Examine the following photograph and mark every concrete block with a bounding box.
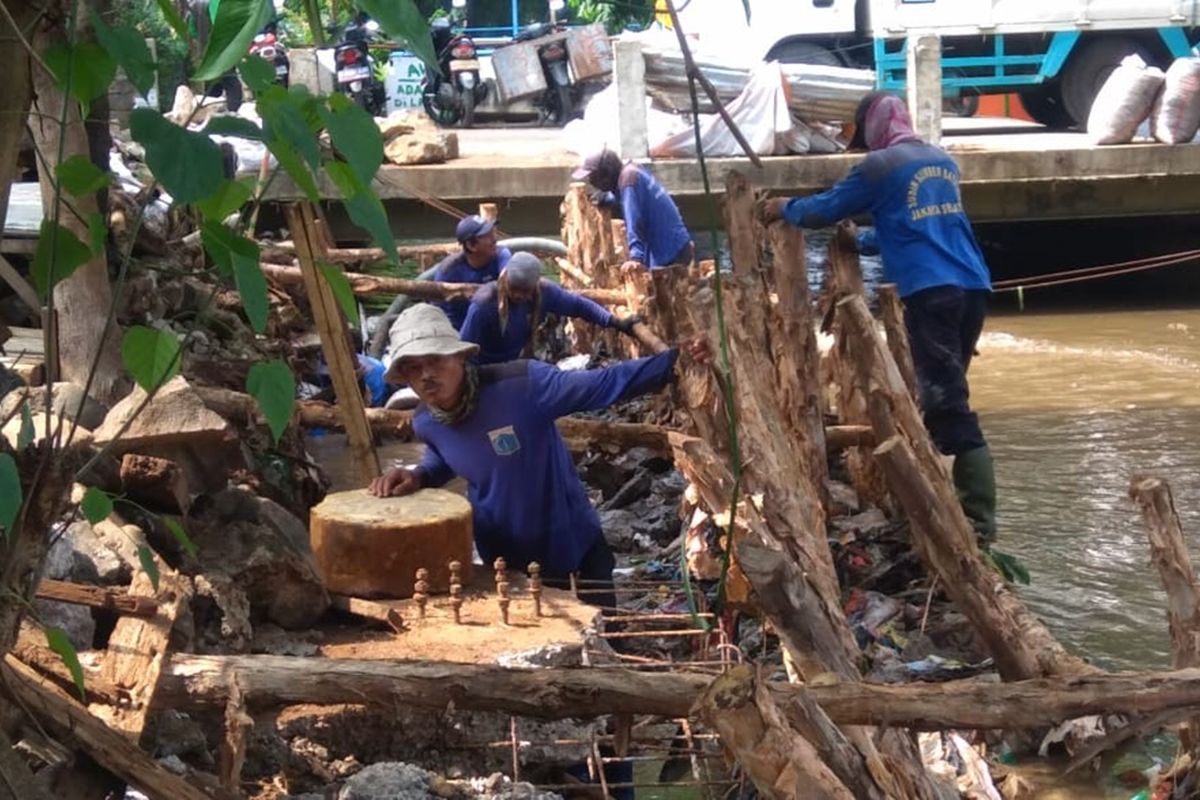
[614,39,648,159]
[906,33,943,145]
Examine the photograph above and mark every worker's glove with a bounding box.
[612,314,643,335]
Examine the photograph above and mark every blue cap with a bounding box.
[456,214,496,243]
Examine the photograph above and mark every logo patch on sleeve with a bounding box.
[487,425,521,456]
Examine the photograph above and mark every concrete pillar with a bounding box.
[613,39,649,159]
[906,33,942,145]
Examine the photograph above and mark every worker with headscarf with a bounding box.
[762,92,997,544]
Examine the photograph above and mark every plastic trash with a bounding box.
[1151,57,1200,144]
[1087,54,1165,145]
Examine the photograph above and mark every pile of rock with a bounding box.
[376,110,460,166]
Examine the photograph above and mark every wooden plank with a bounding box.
[35,578,158,617]
[1,182,42,236]
[2,357,43,386]
[287,202,380,487]
[90,568,191,743]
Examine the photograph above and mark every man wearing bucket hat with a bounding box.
[428,214,512,330]
[573,149,693,272]
[760,92,997,547]
[459,253,641,364]
[370,303,706,602]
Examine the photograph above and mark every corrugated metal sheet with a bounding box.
[566,23,613,82]
[491,41,548,103]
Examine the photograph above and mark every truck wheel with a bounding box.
[1019,84,1073,129]
[766,41,842,67]
[1061,36,1150,127]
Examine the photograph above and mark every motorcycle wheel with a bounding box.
[460,86,475,128]
[553,83,572,126]
[422,91,460,127]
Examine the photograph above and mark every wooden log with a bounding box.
[330,593,405,633]
[12,632,125,706]
[478,202,498,222]
[1130,476,1200,748]
[261,240,460,265]
[554,257,593,286]
[35,579,158,618]
[824,425,874,451]
[260,261,625,306]
[697,666,856,800]
[2,657,220,800]
[722,171,760,275]
[218,675,251,794]
[877,284,919,402]
[120,452,190,514]
[155,654,1200,732]
[287,202,379,486]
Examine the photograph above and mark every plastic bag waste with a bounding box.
[1151,57,1200,144]
[1087,54,1165,145]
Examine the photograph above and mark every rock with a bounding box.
[600,471,652,511]
[151,710,211,762]
[337,762,435,800]
[42,521,131,585]
[598,508,638,551]
[193,574,253,654]
[0,383,109,430]
[831,508,889,537]
[383,131,458,165]
[192,487,329,629]
[92,518,147,573]
[120,453,191,513]
[2,411,94,448]
[252,623,321,657]
[825,480,861,516]
[652,470,687,502]
[631,504,681,546]
[34,599,94,651]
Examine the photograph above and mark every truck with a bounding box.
[669,0,1200,127]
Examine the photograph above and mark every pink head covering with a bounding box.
[862,94,922,150]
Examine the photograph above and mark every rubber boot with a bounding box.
[952,445,996,542]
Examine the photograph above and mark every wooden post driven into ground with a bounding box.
[286,202,380,486]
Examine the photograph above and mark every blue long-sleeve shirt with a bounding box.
[414,351,678,576]
[430,247,513,329]
[619,165,691,268]
[459,280,616,365]
[783,142,991,298]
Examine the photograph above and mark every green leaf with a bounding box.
[246,359,295,444]
[240,54,276,93]
[325,160,397,265]
[260,90,320,170]
[120,325,181,391]
[31,221,93,300]
[195,178,254,222]
[195,0,273,81]
[87,212,107,257]
[321,96,382,188]
[232,253,269,334]
[137,544,160,592]
[319,262,358,322]
[129,108,225,204]
[44,627,86,701]
[90,9,157,96]
[44,42,117,115]
[267,138,318,201]
[17,403,33,449]
[56,155,110,197]
[354,0,438,74]
[203,115,265,140]
[163,517,197,558]
[0,454,20,539]
[80,487,114,524]
[153,0,189,41]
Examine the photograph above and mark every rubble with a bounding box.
[376,111,459,166]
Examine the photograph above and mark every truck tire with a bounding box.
[766,40,842,67]
[1019,84,1074,129]
[1061,36,1151,127]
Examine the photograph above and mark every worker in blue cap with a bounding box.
[429,214,512,330]
[459,253,641,364]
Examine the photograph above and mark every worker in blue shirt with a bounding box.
[459,253,641,364]
[573,150,693,271]
[430,215,512,330]
[762,92,996,543]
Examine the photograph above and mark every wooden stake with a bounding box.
[330,593,405,633]
[478,202,498,222]
[877,284,919,402]
[35,579,158,618]
[286,202,379,486]
[218,675,252,793]
[723,171,759,275]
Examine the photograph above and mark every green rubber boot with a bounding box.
[953,445,997,543]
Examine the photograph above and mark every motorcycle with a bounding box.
[248,19,289,87]
[332,12,387,117]
[511,20,575,127]
[422,16,487,128]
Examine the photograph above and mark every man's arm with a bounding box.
[783,166,874,228]
[620,182,648,265]
[540,282,614,328]
[458,299,487,349]
[530,350,678,419]
[414,440,455,488]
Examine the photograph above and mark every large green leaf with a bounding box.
[194,0,273,81]
[32,221,93,300]
[201,223,268,332]
[354,0,438,74]
[322,94,382,188]
[246,359,295,444]
[0,454,20,539]
[56,155,110,197]
[129,108,225,204]
[121,325,181,391]
[45,626,86,701]
[319,262,358,322]
[137,544,161,591]
[90,9,157,96]
[260,90,320,170]
[81,487,114,524]
[153,0,189,41]
[267,137,318,201]
[44,42,117,115]
[325,160,397,265]
[204,115,265,140]
[86,212,108,256]
[196,178,255,222]
[239,54,276,93]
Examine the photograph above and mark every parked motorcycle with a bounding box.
[248,19,290,87]
[511,21,575,126]
[332,12,387,117]
[422,16,487,128]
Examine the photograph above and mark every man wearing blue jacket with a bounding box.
[429,214,512,330]
[573,150,693,271]
[763,92,996,542]
[459,253,640,364]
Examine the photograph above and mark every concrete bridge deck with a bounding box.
[262,122,1200,226]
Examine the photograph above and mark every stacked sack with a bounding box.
[1088,53,1200,145]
